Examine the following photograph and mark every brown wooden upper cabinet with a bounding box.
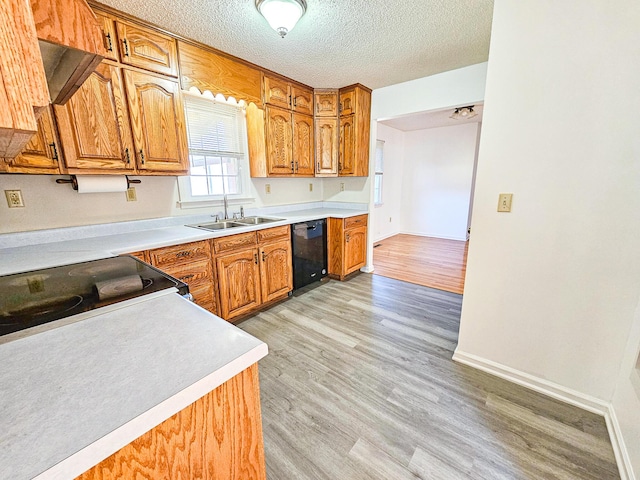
[116,20,178,77]
[338,84,371,177]
[263,74,313,115]
[123,69,188,172]
[54,62,135,172]
[0,107,61,174]
[316,90,339,117]
[264,106,314,176]
[93,10,119,62]
[314,89,339,176]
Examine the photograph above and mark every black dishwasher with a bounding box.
[291,219,327,290]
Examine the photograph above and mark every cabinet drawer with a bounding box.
[188,278,216,312]
[256,225,290,244]
[344,214,368,229]
[160,259,211,283]
[148,241,211,267]
[214,232,257,254]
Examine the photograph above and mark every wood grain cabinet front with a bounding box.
[338,85,371,177]
[115,20,178,77]
[264,106,314,177]
[93,10,119,62]
[328,214,368,280]
[54,62,135,172]
[1,107,61,174]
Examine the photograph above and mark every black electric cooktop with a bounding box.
[0,256,188,337]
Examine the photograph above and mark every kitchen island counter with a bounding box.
[0,290,267,479]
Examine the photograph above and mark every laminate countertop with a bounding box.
[0,290,268,480]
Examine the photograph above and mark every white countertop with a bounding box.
[0,207,367,276]
[0,290,267,480]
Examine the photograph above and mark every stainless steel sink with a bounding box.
[187,221,244,231]
[233,216,283,225]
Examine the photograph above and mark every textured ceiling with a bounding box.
[97,0,494,90]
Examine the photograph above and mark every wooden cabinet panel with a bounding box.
[315,117,338,176]
[94,10,119,62]
[292,113,314,176]
[344,214,368,229]
[123,69,188,173]
[256,225,289,244]
[1,107,60,173]
[116,21,178,77]
[260,240,293,303]
[216,248,262,320]
[214,231,257,254]
[339,90,355,116]
[178,41,262,106]
[147,240,211,267]
[126,251,147,262]
[314,90,338,117]
[263,75,290,110]
[77,363,266,480]
[265,106,293,175]
[291,85,313,115]
[344,225,367,275]
[54,62,134,171]
[339,115,355,175]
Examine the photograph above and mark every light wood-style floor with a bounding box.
[373,234,468,294]
[239,274,619,480]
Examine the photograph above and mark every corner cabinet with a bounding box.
[328,214,368,280]
[338,84,371,177]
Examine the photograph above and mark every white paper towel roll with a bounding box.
[76,175,128,193]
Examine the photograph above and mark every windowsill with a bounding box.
[177,197,255,209]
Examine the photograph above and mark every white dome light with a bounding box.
[256,0,307,38]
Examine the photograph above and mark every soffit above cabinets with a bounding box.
[94,0,494,90]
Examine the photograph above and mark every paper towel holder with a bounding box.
[56,175,141,191]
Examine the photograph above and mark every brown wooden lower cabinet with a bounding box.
[216,247,262,320]
[328,214,368,280]
[76,363,266,480]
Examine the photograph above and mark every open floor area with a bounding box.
[372,235,468,294]
[239,274,619,480]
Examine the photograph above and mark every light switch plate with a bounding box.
[498,193,513,212]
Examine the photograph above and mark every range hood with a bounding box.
[30,0,105,105]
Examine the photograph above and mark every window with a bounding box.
[374,139,384,206]
[178,93,250,206]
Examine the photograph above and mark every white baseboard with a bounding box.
[452,349,634,480]
[372,232,401,243]
[401,231,468,242]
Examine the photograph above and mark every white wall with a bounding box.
[401,123,478,241]
[372,123,404,242]
[456,2,640,475]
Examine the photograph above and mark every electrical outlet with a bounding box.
[5,190,24,208]
[265,184,271,194]
[126,187,137,202]
[27,276,45,293]
[309,183,313,192]
[340,182,345,192]
[389,217,392,223]
[497,193,513,212]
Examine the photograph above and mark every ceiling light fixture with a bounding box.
[450,105,478,120]
[256,0,307,38]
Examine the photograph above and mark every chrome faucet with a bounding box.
[223,194,229,220]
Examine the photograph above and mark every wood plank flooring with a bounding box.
[238,274,619,480]
[373,234,468,294]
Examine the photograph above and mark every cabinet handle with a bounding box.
[339,103,342,114]
[125,148,130,164]
[262,251,266,262]
[180,274,194,281]
[316,161,320,172]
[139,149,145,164]
[346,233,350,242]
[175,251,191,258]
[295,161,299,172]
[293,97,297,108]
[105,32,114,52]
[254,253,258,265]
[290,161,294,172]
[288,95,292,108]
[123,38,130,56]
[49,143,58,161]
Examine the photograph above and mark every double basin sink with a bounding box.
[188,216,284,232]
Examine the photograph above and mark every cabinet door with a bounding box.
[123,69,188,173]
[339,90,355,116]
[291,85,313,115]
[94,11,119,62]
[265,106,293,175]
[54,62,134,171]
[263,75,290,109]
[315,91,338,117]
[259,239,293,303]
[292,113,314,176]
[3,107,60,173]
[116,21,178,77]
[344,225,367,275]
[315,117,338,176]
[339,115,356,175]
[216,248,261,320]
